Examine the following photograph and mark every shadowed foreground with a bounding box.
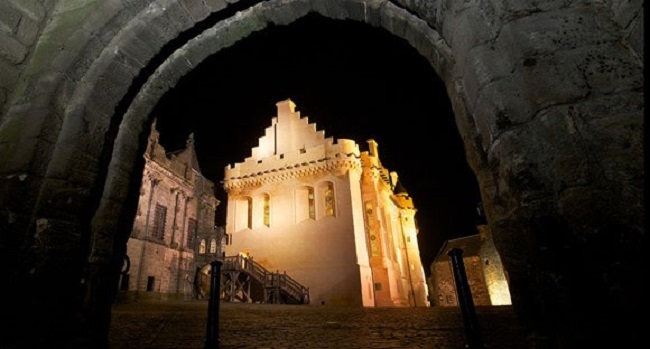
[109,300,530,349]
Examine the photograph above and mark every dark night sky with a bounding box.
[153,14,482,275]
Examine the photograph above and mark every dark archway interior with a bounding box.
[152,13,482,274]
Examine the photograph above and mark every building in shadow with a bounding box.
[120,121,220,300]
[429,225,512,307]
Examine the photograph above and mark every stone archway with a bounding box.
[0,1,643,348]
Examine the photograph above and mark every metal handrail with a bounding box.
[220,255,309,304]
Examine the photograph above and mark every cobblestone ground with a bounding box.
[109,300,531,349]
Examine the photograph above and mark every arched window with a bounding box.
[199,239,206,254]
[209,238,217,254]
[324,182,335,217]
[318,182,336,217]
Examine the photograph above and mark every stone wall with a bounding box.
[0,0,54,118]
[0,1,643,348]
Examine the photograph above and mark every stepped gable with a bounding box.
[224,99,361,188]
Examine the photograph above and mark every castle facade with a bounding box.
[121,122,220,300]
[223,100,428,307]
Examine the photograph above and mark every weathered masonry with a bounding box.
[0,1,643,349]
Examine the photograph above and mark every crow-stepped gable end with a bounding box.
[223,100,429,307]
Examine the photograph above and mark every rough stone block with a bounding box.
[69,148,101,188]
[260,0,310,26]
[460,43,514,109]
[180,0,211,22]
[626,10,643,62]
[342,0,366,22]
[153,59,187,93]
[497,7,617,62]
[580,110,643,183]
[380,3,410,39]
[473,75,535,150]
[8,0,45,21]
[0,59,19,89]
[144,4,188,45]
[521,52,588,109]
[401,16,432,58]
[0,87,6,110]
[102,160,138,204]
[88,74,131,117]
[447,3,499,64]
[488,0,567,21]
[0,32,27,64]
[572,44,643,96]
[160,0,195,34]
[311,0,349,20]
[357,0,384,27]
[121,20,168,65]
[81,83,117,124]
[0,0,21,33]
[204,0,228,12]
[16,15,39,46]
[610,0,643,29]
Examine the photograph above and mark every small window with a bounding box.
[199,239,206,254]
[146,276,155,292]
[446,294,454,304]
[374,283,382,291]
[263,194,270,227]
[247,197,253,229]
[308,188,315,219]
[324,183,335,217]
[209,238,217,254]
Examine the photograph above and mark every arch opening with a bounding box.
[150,13,482,277]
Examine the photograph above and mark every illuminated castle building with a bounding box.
[121,123,220,300]
[223,99,429,307]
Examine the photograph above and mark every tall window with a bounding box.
[308,187,315,219]
[209,238,217,254]
[263,194,270,227]
[234,197,251,231]
[151,204,167,240]
[247,197,253,229]
[324,183,335,217]
[186,218,197,248]
[199,239,206,254]
[296,187,314,222]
